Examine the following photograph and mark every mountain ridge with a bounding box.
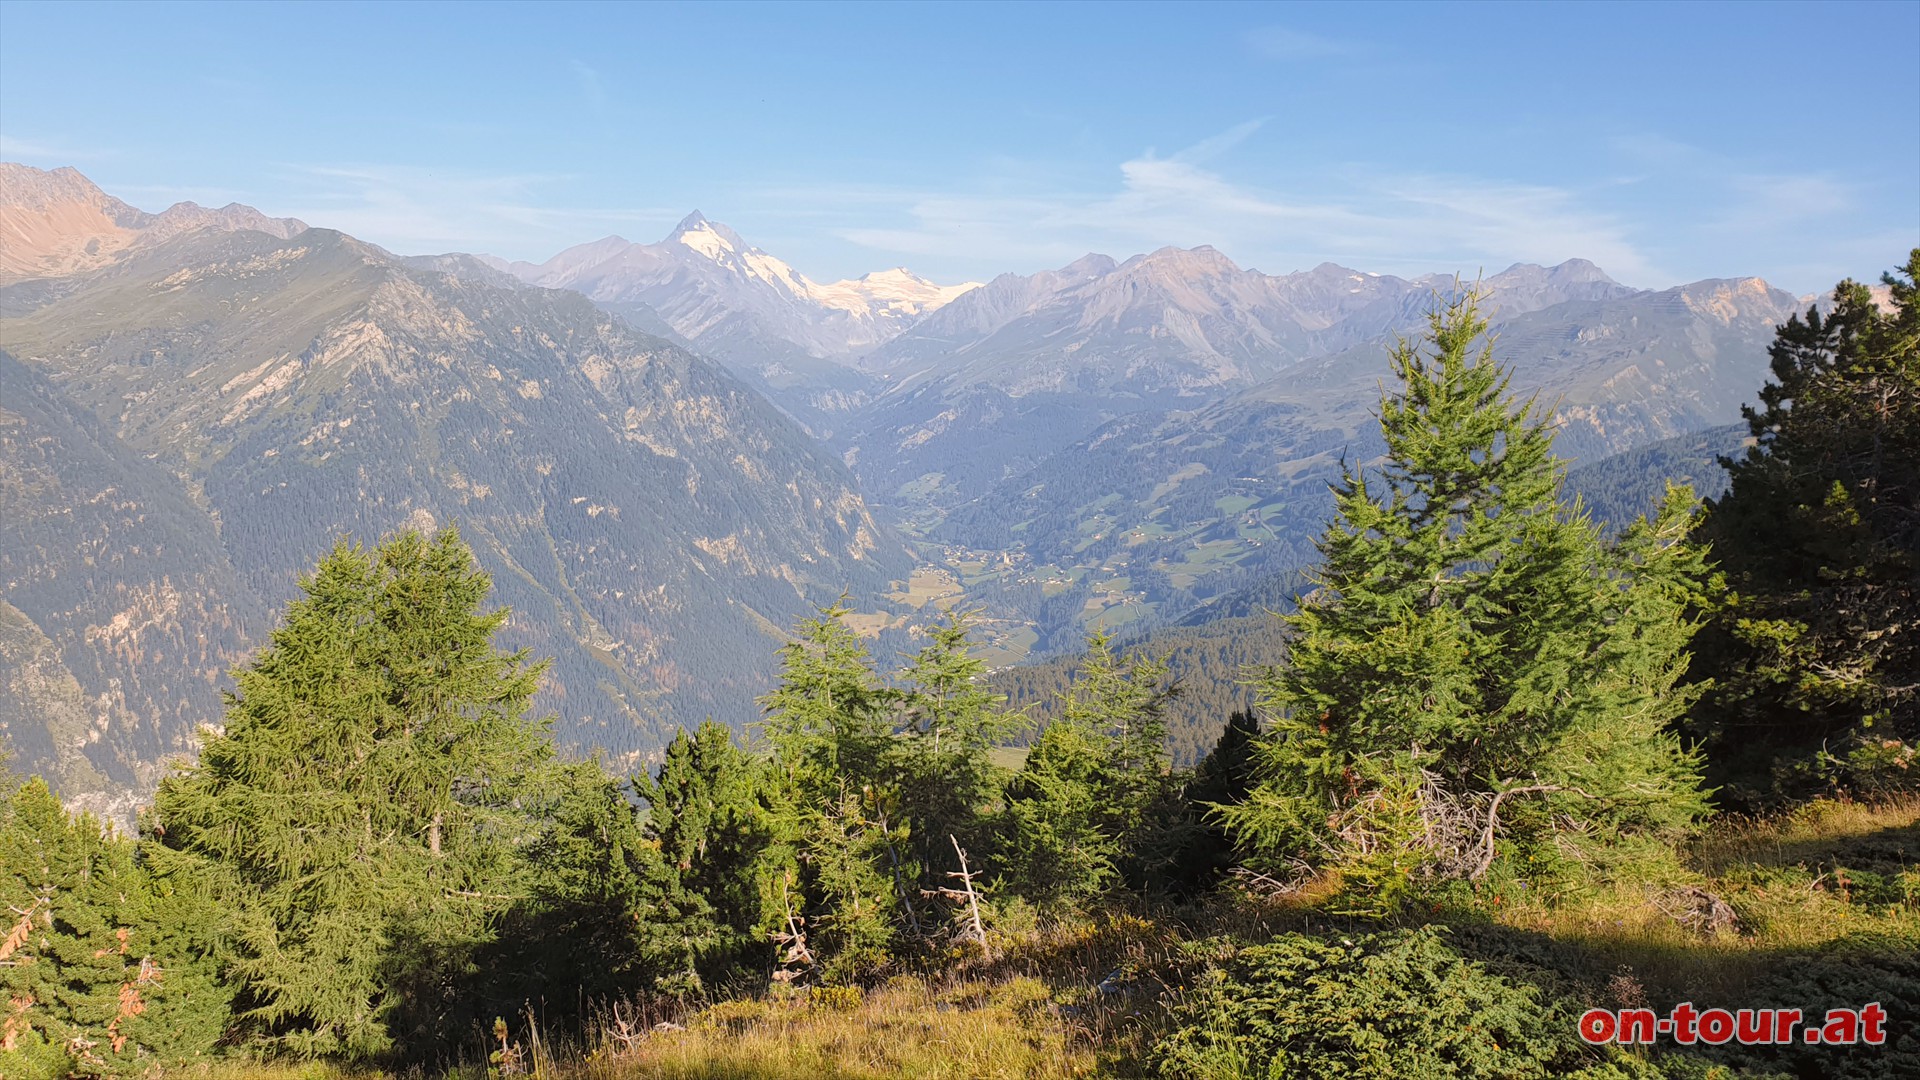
[0,161,307,282]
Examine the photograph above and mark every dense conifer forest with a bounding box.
[4,254,1917,1079]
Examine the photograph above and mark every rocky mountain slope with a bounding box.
[0,169,914,810]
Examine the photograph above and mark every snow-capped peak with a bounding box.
[533,211,984,356]
[809,268,982,320]
[671,212,738,261]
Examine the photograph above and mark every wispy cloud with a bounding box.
[1379,176,1656,281]
[1717,172,1855,230]
[795,124,1660,284]
[0,133,109,163]
[1168,119,1266,165]
[273,164,680,258]
[1243,25,1361,61]
[570,60,609,116]
[1612,130,1858,230]
[1606,128,1880,284]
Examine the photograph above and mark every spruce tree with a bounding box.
[1002,633,1177,912]
[1224,290,1708,912]
[893,610,1019,894]
[1693,250,1920,803]
[147,527,558,1059]
[635,720,782,993]
[470,760,655,1027]
[1165,710,1262,894]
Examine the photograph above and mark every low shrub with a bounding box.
[1149,925,1656,1079]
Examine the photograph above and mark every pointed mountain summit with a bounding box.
[516,212,980,376]
[667,210,754,260]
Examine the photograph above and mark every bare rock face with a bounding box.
[0,162,307,283]
[0,164,146,280]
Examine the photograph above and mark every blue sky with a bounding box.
[2,0,1915,292]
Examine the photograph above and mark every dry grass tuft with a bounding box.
[1486,796,1920,1000]
[565,976,1093,1080]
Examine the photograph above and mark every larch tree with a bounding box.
[892,609,1020,896]
[147,527,559,1059]
[756,602,902,979]
[758,598,895,803]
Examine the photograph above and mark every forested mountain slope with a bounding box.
[987,424,1750,764]
[0,350,269,817]
[0,214,913,808]
[1567,422,1747,533]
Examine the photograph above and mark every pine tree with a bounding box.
[1693,250,1920,803]
[147,527,558,1059]
[1223,290,1709,912]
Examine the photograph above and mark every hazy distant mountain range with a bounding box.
[835,250,1658,504]
[0,162,1798,814]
